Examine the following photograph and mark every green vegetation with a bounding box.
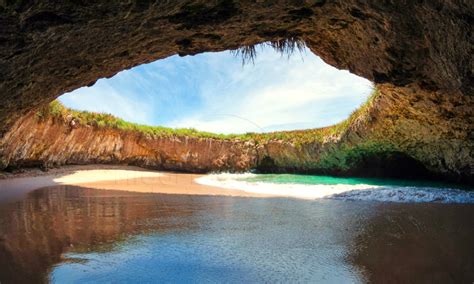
[29,89,418,177]
[247,87,380,145]
[317,141,398,171]
[328,86,380,135]
[36,88,380,143]
[36,100,236,139]
[231,38,306,65]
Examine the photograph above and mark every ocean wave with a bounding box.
[195,173,474,203]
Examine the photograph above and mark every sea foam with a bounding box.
[195,173,474,203]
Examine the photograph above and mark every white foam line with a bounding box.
[196,173,380,200]
[195,173,474,203]
[330,186,474,203]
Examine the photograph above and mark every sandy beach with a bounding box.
[1,165,473,283]
[0,165,269,203]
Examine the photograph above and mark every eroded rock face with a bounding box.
[1,0,472,132]
[0,114,258,173]
[360,85,474,183]
[0,1,472,183]
[1,84,472,184]
[254,84,474,183]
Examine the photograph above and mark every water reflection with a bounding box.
[0,186,202,283]
[1,186,369,283]
[0,186,472,283]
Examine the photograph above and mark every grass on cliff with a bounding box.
[247,87,380,144]
[36,101,235,139]
[329,87,380,134]
[36,88,379,143]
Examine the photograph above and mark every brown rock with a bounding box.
[0,1,472,183]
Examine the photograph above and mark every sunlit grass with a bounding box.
[36,88,379,143]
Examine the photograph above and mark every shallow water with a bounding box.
[241,173,468,187]
[196,173,474,202]
[0,183,473,283]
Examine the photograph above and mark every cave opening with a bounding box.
[49,41,434,182]
[3,41,465,183]
[57,42,373,135]
[0,1,472,184]
[0,2,473,281]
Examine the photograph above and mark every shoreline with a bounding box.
[0,164,166,180]
[2,164,471,188]
[1,164,472,205]
[1,168,473,283]
[0,165,272,204]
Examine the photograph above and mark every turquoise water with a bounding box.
[196,173,474,203]
[239,173,467,189]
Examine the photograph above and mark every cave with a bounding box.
[0,1,472,184]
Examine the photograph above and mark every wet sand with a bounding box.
[0,165,472,283]
[351,202,474,283]
[0,185,472,283]
[76,173,273,198]
[0,165,270,204]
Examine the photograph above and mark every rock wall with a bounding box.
[0,113,258,173]
[1,84,472,184]
[359,85,473,183]
[0,1,472,184]
[1,0,472,135]
[255,84,473,183]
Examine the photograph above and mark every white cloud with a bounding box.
[168,48,372,134]
[59,80,154,125]
[59,44,373,134]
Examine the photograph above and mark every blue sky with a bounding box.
[59,44,372,134]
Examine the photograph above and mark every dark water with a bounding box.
[0,186,473,283]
